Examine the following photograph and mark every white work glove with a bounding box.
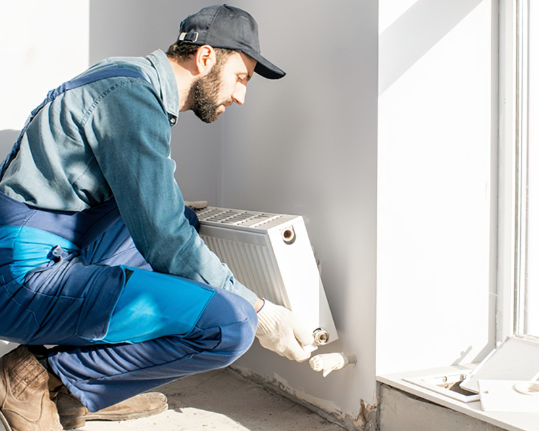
[256,300,316,362]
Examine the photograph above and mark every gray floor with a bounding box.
[82,369,345,431]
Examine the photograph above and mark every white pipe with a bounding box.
[309,352,356,377]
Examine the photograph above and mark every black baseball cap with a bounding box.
[177,4,285,80]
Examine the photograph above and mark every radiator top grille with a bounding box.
[196,207,284,228]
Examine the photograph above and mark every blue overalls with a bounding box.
[0,69,256,411]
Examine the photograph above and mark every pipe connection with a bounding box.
[309,352,357,377]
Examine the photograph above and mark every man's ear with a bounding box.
[194,45,217,75]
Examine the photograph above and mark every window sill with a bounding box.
[377,365,539,431]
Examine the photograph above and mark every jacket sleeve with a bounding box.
[83,78,258,306]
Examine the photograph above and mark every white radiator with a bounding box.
[196,206,338,345]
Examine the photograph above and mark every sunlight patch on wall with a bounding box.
[377,0,495,374]
[379,0,420,34]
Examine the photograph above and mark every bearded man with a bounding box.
[0,5,314,430]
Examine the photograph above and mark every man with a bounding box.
[0,5,314,430]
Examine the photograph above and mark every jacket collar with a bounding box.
[147,50,179,127]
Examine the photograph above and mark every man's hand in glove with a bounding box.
[255,299,316,362]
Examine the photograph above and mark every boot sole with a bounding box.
[61,402,168,430]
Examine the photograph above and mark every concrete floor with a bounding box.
[82,368,345,431]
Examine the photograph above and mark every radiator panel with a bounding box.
[197,206,338,344]
[202,232,289,306]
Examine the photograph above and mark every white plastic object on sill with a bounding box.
[479,379,539,412]
[403,336,539,404]
[378,367,539,431]
[403,372,480,403]
[460,336,539,393]
[514,381,539,395]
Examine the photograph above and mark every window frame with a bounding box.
[497,0,538,341]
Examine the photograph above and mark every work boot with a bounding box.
[0,345,62,431]
[55,387,168,430]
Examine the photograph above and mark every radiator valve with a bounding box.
[312,328,330,345]
[281,226,296,245]
[309,352,357,377]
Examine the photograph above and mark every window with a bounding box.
[499,0,539,339]
[521,0,539,336]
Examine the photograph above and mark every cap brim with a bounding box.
[249,51,285,80]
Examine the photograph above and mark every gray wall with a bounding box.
[223,0,379,420]
[90,0,227,205]
[379,385,505,431]
[90,0,379,421]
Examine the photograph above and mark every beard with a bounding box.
[189,64,223,124]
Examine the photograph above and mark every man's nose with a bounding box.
[232,83,247,105]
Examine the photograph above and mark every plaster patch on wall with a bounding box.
[272,372,345,418]
[231,366,378,431]
[354,398,378,430]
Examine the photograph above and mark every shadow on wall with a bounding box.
[379,0,484,94]
[0,130,20,159]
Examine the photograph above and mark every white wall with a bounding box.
[0,1,89,160]
[377,0,498,374]
[0,0,90,357]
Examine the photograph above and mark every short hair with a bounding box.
[166,41,235,65]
